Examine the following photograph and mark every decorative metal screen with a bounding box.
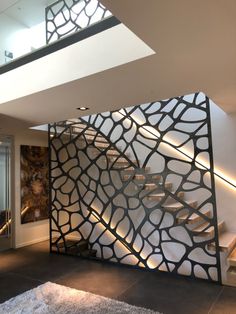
[49,92,221,283]
[46,0,112,44]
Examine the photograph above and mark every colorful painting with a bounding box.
[20,145,49,224]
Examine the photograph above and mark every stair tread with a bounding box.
[56,239,87,249]
[86,135,107,143]
[226,267,236,287]
[73,126,103,138]
[228,265,236,272]
[193,221,224,234]
[123,174,161,181]
[135,174,161,179]
[112,159,138,164]
[219,232,236,249]
[209,232,236,253]
[227,266,236,275]
[163,200,196,209]
[149,191,165,194]
[143,184,166,191]
[143,182,172,189]
[228,247,236,266]
[80,249,97,257]
[106,150,121,156]
[147,192,165,197]
[177,210,211,224]
[93,142,110,147]
[73,128,97,136]
[228,248,236,263]
[147,190,183,197]
[122,167,151,173]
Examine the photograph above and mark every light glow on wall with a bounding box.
[88,205,159,268]
[115,111,236,191]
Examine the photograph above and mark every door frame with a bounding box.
[0,135,14,251]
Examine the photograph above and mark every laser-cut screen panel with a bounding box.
[49,92,221,283]
[46,0,112,43]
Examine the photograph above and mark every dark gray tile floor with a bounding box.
[0,241,236,314]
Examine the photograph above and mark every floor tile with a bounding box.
[56,260,145,298]
[1,241,236,314]
[0,272,42,303]
[118,271,223,314]
[210,286,236,314]
[10,253,81,281]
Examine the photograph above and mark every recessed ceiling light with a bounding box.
[77,107,89,111]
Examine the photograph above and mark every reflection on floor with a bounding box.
[0,241,235,314]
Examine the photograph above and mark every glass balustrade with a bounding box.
[0,0,112,68]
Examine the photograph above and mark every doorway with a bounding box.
[0,136,12,251]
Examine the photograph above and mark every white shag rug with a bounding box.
[0,282,161,314]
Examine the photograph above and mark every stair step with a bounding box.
[163,200,197,213]
[57,239,88,252]
[141,182,172,191]
[227,266,236,275]
[111,164,138,170]
[177,208,210,224]
[123,174,161,181]
[227,248,236,267]
[93,149,125,157]
[85,134,108,143]
[146,192,165,201]
[110,158,139,166]
[74,127,97,136]
[106,150,122,156]
[80,249,97,258]
[228,247,236,266]
[122,167,151,174]
[208,232,236,253]
[147,191,184,201]
[77,139,110,149]
[93,142,110,148]
[226,266,236,287]
[227,266,236,279]
[192,221,224,237]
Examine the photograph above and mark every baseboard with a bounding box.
[15,236,50,249]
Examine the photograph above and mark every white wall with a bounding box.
[13,129,49,248]
[211,102,236,233]
[0,14,31,65]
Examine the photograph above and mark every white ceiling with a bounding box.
[0,0,19,13]
[0,24,154,107]
[5,0,54,27]
[0,0,236,132]
[0,0,55,28]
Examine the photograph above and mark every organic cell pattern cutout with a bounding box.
[49,92,221,283]
[46,0,112,43]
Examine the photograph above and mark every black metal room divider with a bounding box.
[49,92,221,283]
[46,0,112,44]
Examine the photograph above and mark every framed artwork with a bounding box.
[20,145,49,224]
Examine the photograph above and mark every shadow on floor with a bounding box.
[0,241,235,314]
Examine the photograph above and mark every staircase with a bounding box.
[51,238,97,258]
[52,122,236,286]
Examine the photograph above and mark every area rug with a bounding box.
[0,282,161,314]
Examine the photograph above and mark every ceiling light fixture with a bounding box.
[77,107,89,111]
